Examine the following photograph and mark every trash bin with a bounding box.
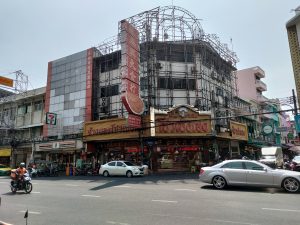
[142,165,149,175]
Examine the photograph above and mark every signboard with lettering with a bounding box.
[85,48,93,121]
[45,112,57,125]
[0,76,13,87]
[120,20,144,115]
[276,127,289,132]
[127,114,141,128]
[155,105,212,137]
[230,121,248,141]
[84,118,142,141]
[294,115,300,133]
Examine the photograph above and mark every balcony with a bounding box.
[257,94,268,102]
[253,66,265,78]
[255,80,267,91]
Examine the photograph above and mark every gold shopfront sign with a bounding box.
[155,106,212,137]
[230,121,248,141]
[84,118,141,141]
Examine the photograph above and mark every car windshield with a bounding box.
[293,156,300,161]
[261,156,276,159]
[124,161,136,166]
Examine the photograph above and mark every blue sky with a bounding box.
[0,0,298,99]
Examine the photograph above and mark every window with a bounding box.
[108,162,116,166]
[34,101,43,111]
[221,162,244,169]
[244,162,264,171]
[17,106,26,115]
[100,85,119,97]
[158,77,196,90]
[117,162,125,167]
[25,104,32,113]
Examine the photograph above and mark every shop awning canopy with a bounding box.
[0,148,11,157]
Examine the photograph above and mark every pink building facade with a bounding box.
[236,66,267,102]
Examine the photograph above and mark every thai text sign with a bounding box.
[127,114,141,128]
[295,115,300,133]
[84,118,140,141]
[0,76,13,87]
[230,121,248,141]
[155,106,212,136]
[85,48,93,121]
[120,20,144,115]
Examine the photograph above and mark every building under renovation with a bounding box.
[84,6,247,172]
[93,6,238,122]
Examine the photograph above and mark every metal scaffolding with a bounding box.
[94,5,238,128]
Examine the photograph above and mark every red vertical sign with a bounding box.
[120,20,144,117]
[85,48,93,122]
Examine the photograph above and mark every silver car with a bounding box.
[199,159,300,193]
[99,161,144,178]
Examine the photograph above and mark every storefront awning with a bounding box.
[0,148,11,157]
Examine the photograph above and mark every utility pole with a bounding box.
[292,89,300,140]
[292,89,298,115]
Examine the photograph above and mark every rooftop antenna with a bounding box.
[290,7,300,13]
[230,37,234,52]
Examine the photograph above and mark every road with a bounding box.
[0,174,300,225]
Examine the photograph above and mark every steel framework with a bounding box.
[94,6,239,128]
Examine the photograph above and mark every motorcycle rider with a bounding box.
[16,162,28,187]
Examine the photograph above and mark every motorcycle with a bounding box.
[10,172,33,194]
[28,167,38,177]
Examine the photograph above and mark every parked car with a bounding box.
[199,159,300,193]
[290,155,300,172]
[0,164,11,176]
[259,147,283,168]
[99,161,144,178]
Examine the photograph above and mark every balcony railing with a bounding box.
[255,80,267,91]
[257,94,268,102]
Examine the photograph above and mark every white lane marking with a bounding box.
[81,195,101,198]
[206,218,260,225]
[31,191,40,194]
[147,213,194,219]
[19,210,41,215]
[262,207,300,212]
[148,214,259,225]
[174,188,196,192]
[114,185,132,188]
[0,181,8,184]
[106,221,131,225]
[151,199,178,203]
[0,221,14,225]
[65,184,79,187]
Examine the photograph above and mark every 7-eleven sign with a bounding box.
[46,112,57,125]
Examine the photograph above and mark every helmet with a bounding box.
[20,162,25,168]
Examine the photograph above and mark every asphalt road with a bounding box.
[0,174,300,225]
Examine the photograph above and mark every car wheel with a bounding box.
[212,175,227,189]
[103,171,109,177]
[283,177,300,193]
[126,171,133,178]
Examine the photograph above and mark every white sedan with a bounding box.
[99,161,144,178]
